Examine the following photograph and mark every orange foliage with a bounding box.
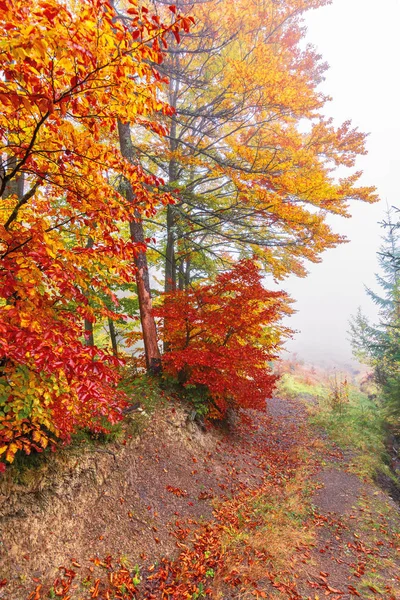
[147,0,378,281]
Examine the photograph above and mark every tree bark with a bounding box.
[164,69,179,293]
[165,203,177,292]
[117,120,162,375]
[84,318,94,347]
[178,259,185,291]
[108,317,118,358]
[184,257,191,289]
[84,236,94,347]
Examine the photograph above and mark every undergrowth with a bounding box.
[311,390,390,480]
[278,370,394,481]
[4,368,214,490]
[221,475,315,565]
[211,459,317,598]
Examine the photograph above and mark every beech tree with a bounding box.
[155,259,293,416]
[137,0,377,289]
[117,121,162,374]
[109,2,193,372]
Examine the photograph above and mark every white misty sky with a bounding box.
[281,0,400,366]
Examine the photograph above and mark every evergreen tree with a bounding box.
[349,206,400,430]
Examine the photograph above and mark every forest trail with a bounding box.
[1,397,399,600]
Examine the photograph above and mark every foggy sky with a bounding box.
[281,0,400,366]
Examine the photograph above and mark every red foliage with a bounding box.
[156,260,292,415]
[0,0,193,465]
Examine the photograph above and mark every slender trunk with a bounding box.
[178,259,185,291]
[108,317,118,358]
[164,157,178,350]
[129,216,162,373]
[165,203,177,292]
[163,54,181,351]
[165,65,179,293]
[117,120,162,375]
[185,257,191,289]
[84,319,94,347]
[84,236,94,347]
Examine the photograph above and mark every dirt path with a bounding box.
[0,397,399,599]
[269,398,400,600]
[298,447,400,599]
[143,398,400,599]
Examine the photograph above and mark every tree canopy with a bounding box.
[0,0,378,468]
[136,0,377,289]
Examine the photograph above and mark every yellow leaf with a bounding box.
[6,443,19,463]
[32,430,41,443]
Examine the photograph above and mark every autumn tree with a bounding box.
[117,120,163,374]
[136,0,377,289]
[155,259,293,416]
[110,0,194,373]
[0,0,190,466]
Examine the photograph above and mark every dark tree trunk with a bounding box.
[84,319,94,347]
[165,204,177,293]
[108,317,118,358]
[178,259,185,291]
[117,120,162,375]
[185,257,191,289]
[84,236,94,347]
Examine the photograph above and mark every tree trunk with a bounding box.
[84,319,94,347]
[178,259,185,291]
[84,236,94,347]
[185,257,191,289]
[108,317,118,358]
[164,156,179,350]
[117,120,162,375]
[165,70,179,293]
[165,204,177,292]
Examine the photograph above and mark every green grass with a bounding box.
[278,369,396,482]
[277,373,328,403]
[309,389,390,479]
